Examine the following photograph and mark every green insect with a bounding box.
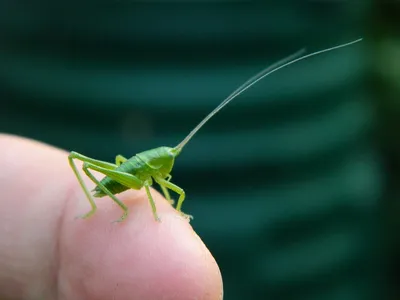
[69,38,362,223]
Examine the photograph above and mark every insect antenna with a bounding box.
[173,38,363,154]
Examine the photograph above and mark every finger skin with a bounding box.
[0,134,223,300]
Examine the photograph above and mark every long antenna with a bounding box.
[173,38,363,153]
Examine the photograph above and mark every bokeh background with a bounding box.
[1,1,400,299]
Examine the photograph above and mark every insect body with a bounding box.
[69,38,362,222]
[69,146,181,222]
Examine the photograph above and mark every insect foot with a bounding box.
[180,211,193,221]
[74,209,97,220]
[111,211,129,223]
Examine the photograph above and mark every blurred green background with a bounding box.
[1,1,400,299]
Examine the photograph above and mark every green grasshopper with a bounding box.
[69,38,362,223]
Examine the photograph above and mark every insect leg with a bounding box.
[144,181,161,222]
[159,184,174,205]
[83,163,143,189]
[80,164,161,222]
[154,177,192,220]
[82,162,131,222]
[68,154,98,219]
[69,151,118,169]
[115,155,127,166]
[68,152,119,219]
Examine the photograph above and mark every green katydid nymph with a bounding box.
[69,38,362,223]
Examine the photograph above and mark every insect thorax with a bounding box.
[135,146,176,178]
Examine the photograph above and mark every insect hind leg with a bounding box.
[80,163,162,222]
[82,162,130,223]
[68,154,97,219]
[68,152,118,219]
[69,151,118,169]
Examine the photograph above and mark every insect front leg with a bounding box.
[154,177,192,220]
[68,152,118,219]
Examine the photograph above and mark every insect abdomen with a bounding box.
[93,178,128,197]
[93,156,146,197]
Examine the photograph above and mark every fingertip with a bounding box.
[60,180,223,300]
